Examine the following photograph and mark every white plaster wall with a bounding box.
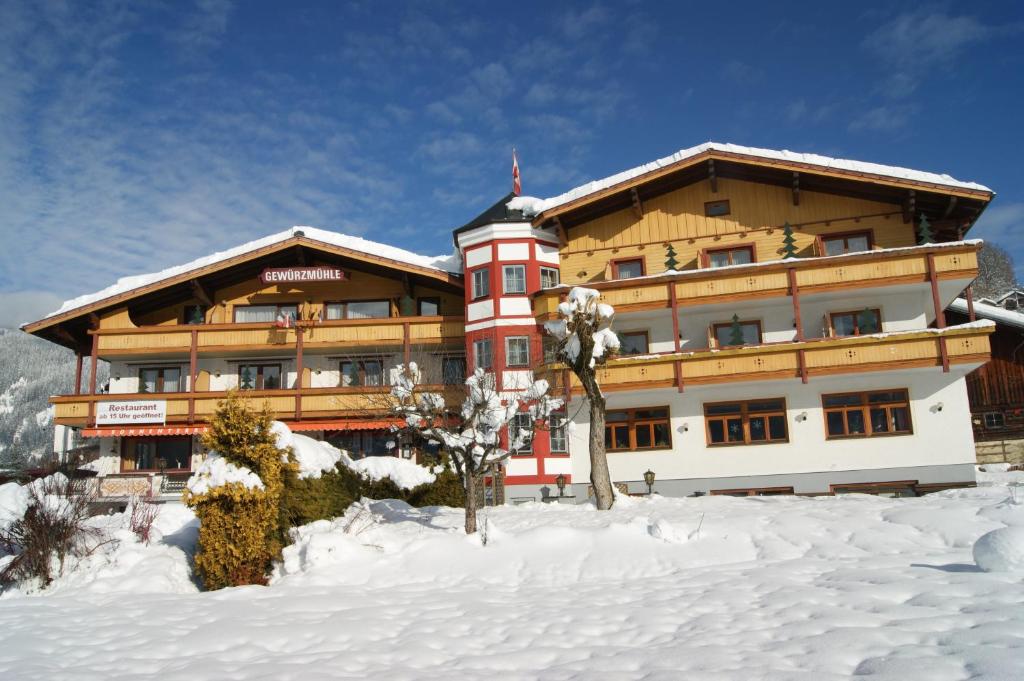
[467,299,494,321]
[612,311,676,353]
[566,367,976,484]
[544,458,572,475]
[108,362,190,393]
[799,288,928,339]
[497,242,530,261]
[536,243,560,265]
[499,297,532,316]
[677,299,797,350]
[465,246,491,268]
[506,457,538,476]
[502,370,536,390]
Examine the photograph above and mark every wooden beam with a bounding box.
[927,253,946,329]
[295,327,304,420]
[942,195,958,219]
[788,268,804,341]
[630,188,643,219]
[966,285,976,322]
[792,172,800,206]
[74,352,83,396]
[52,324,78,348]
[552,216,567,246]
[669,282,683,392]
[190,279,213,307]
[707,159,717,193]
[188,329,198,423]
[295,245,306,266]
[798,349,808,384]
[403,322,411,365]
[903,190,916,224]
[88,332,99,427]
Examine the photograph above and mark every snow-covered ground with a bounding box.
[0,471,1022,680]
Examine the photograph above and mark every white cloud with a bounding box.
[0,291,65,329]
[863,11,997,70]
[848,105,914,132]
[972,202,1024,247]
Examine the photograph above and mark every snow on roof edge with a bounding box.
[525,142,993,216]
[33,226,463,325]
[949,298,1024,330]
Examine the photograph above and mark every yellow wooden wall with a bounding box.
[561,177,917,284]
[132,269,462,327]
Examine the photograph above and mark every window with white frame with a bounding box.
[505,336,530,366]
[540,267,560,289]
[503,265,526,294]
[473,339,493,371]
[510,412,533,453]
[549,413,567,453]
[472,268,490,299]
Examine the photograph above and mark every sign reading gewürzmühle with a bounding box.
[96,400,167,425]
[260,266,346,284]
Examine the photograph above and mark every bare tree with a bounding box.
[389,363,560,534]
[974,242,1020,300]
[543,288,620,510]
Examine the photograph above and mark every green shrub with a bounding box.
[277,463,362,543]
[407,467,465,508]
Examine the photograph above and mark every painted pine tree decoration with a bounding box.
[917,213,935,245]
[665,243,680,270]
[781,222,798,258]
[240,365,255,390]
[858,308,878,334]
[728,314,745,346]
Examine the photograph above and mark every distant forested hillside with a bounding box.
[0,328,108,468]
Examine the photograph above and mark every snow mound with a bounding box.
[351,457,436,490]
[973,526,1024,572]
[0,481,29,530]
[291,433,351,479]
[185,453,264,496]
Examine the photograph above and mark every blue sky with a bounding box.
[1,1,1023,326]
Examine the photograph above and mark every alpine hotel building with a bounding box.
[24,143,996,502]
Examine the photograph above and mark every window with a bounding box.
[121,436,191,473]
[472,268,490,299]
[238,363,282,390]
[417,298,441,316]
[821,231,872,256]
[705,399,788,446]
[619,331,649,356]
[984,412,1006,429]
[503,265,527,294]
[540,267,560,289]
[823,389,912,439]
[184,304,208,325]
[505,336,530,367]
[325,300,390,320]
[604,407,672,451]
[234,304,299,324]
[543,336,560,364]
[442,356,466,385]
[705,245,754,268]
[473,339,493,371]
[704,200,731,217]
[549,413,568,453]
[612,258,644,280]
[510,413,533,453]
[712,320,762,347]
[139,367,182,394]
[340,359,384,387]
[830,308,881,336]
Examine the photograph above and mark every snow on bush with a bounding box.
[544,287,619,367]
[351,457,436,490]
[973,526,1024,572]
[271,421,350,479]
[0,481,29,530]
[185,452,265,496]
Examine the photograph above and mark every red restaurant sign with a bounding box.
[260,266,346,284]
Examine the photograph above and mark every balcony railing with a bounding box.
[51,385,465,427]
[93,316,466,355]
[533,242,980,318]
[547,323,992,395]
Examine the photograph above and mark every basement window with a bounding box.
[704,200,731,217]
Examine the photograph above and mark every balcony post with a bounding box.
[927,254,950,372]
[966,285,976,322]
[74,352,83,396]
[88,331,98,427]
[403,321,411,365]
[788,268,804,341]
[188,328,198,423]
[668,282,684,393]
[295,326,304,421]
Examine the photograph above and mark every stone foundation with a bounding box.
[975,438,1024,465]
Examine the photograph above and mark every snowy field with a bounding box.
[1,470,1022,680]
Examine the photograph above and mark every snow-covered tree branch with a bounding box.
[389,363,561,534]
[543,287,619,510]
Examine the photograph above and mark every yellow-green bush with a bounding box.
[185,392,290,590]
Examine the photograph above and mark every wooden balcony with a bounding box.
[92,316,466,357]
[51,385,465,427]
[548,323,993,395]
[533,242,980,317]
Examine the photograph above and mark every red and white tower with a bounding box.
[453,194,567,500]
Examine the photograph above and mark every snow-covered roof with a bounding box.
[516,142,993,216]
[949,298,1024,331]
[32,226,462,326]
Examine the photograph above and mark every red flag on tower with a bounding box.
[512,148,522,196]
